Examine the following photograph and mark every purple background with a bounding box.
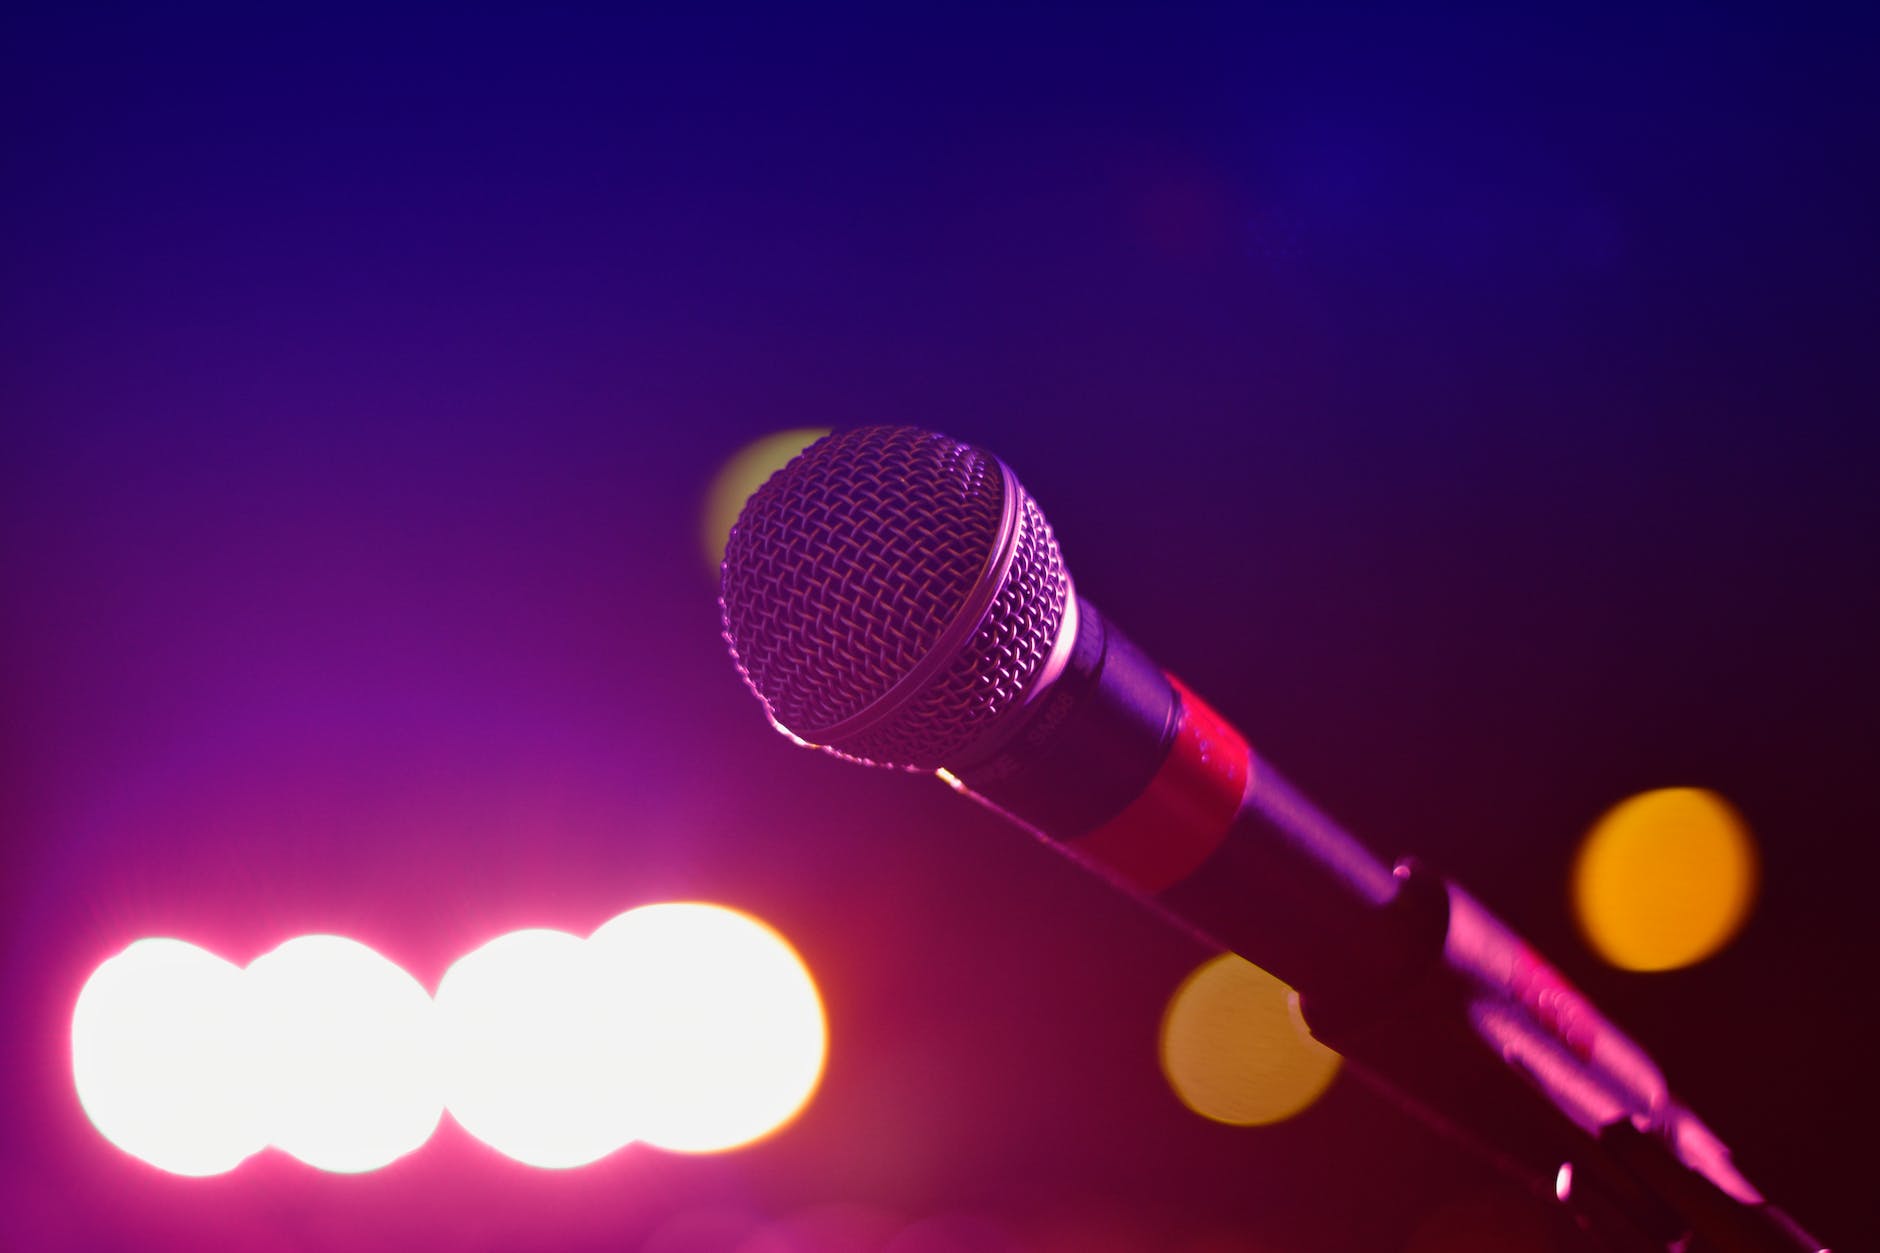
[3,8,1876,1251]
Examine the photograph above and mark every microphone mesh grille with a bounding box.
[720,426,1070,770]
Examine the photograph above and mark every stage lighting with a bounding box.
[1159,953,1339,1127]
[71,939,267,1176]
[434,928,638,1168]
[74,903,828,1172]
[1572,787,1759,972]
[246,935,442,1172]
[700,428,831,574]
[590,902,826,1153]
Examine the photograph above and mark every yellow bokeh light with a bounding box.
[701,428,832,574]
[1158,953,1339,1127]
[1572,787,1759,972]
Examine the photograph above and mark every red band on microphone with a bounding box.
[1066,675,1250,894]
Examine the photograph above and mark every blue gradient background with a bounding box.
[4,8,1876,1251]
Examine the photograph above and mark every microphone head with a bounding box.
[719,426,1072,770]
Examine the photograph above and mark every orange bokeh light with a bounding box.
[1158,953,1339,1127]
[1572,787,1759,972]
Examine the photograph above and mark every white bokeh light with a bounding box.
[591,902,826,1153]
[72,903,827,1173]
[71,938,266,1176]
[433,929,638,1169]
[245,935,443,1172]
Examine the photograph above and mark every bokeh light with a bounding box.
[701,427,831,573]
[590,902,827,1153]
[434,928,637,1169]
[73,904,827,1174]
[1571,787,1759,972]
[245,935,442,1172]
[1159,953,1339,1127]
[71,939,266,1177]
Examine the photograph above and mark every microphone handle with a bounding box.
[946,598,1825,1252]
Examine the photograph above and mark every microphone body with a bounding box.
[948,597,1661,1128]
[719,426,1825,1252]
[955,595,1809,1251]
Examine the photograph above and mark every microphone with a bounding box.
[718,426,1825,1253]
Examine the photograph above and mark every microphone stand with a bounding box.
[717,426,1830,1251]
[945,604,1829,1251]
[1287,858,1828,1253]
